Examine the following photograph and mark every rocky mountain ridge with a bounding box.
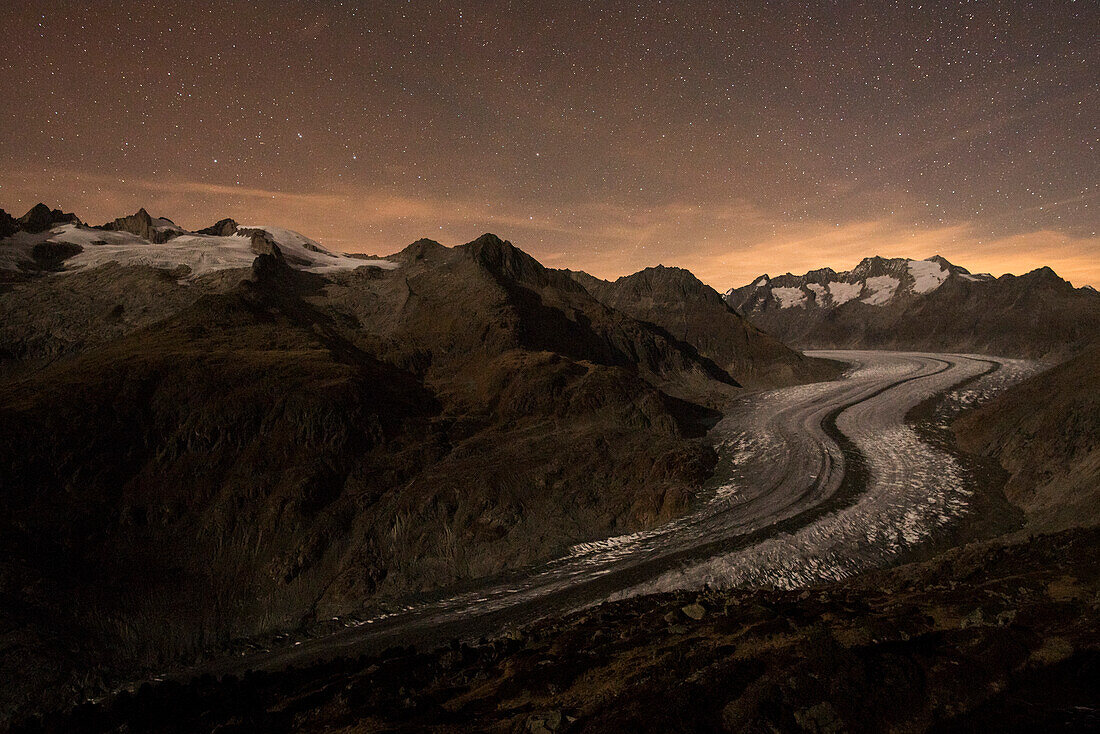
[564,265,839,388]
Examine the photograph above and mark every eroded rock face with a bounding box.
[954,345,1100,534]
[247,229,282,257]
[197,217,238,236]
[247,246,292,283]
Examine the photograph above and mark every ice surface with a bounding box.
[827,280,862,305]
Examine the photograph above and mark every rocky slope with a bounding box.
[565,266,840,388]
[726,255,1100,358]
[954,345,1100,534]
[0,209,836,720]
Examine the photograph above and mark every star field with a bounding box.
[1,0,1096,287]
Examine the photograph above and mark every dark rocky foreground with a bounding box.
[15,528,1098,733]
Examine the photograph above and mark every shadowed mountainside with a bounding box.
[954,345,1100,535]
[0,225,839,721]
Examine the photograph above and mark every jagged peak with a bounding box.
[608,265,728,308]
[614,264,709,292]
[17,203,81,232]
[467,232,507,248]
[22,202,53,219]
[99,207,180,242]
[457,233,586,292]
[620,263,697,279]
[101,207,154,228]
[459,233,535,269]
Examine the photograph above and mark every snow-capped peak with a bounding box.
[728,255,967,312]
[907,259,948,294]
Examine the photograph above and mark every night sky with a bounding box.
[1,1,1096,288]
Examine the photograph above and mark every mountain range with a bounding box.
[726,255,1100,358]
[2,204,1098,725]
[0,205,837,718]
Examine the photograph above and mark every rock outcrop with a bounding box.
[100,207,177,243]
[0,208,18,238]
[196,217,238,236]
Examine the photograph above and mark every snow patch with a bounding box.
[772,286,807,308]
[959,272,993,282]
[861,275,899,305]
[48,225,147,248]
[907,259,948,294]
[753,275,769,287]
[827,281,862,305]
